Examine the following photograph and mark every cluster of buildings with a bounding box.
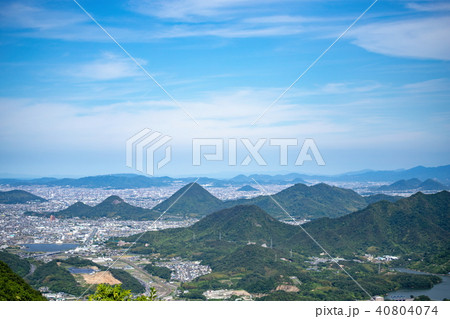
[157,258,212,282]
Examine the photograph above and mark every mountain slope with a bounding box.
[152,183,224,218]
[378,179,422,191]
[364,194,402,204]
[121,192,449,273]
[225,183,368,219]
[0,190,46,204]
[0,261,46,301]
[0,251,31,277]
[293,191,450,260]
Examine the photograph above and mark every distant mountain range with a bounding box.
[26,182,401,221]
[0,190,47,204]
[378,178,448,192]
[1,165,449,188]
[118,191,450,274]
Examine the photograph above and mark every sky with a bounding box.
[0,0,449,178]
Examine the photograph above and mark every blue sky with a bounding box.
[0,0,449,177]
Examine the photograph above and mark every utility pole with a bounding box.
[270,238,273,249]
[219,232,221,241]
[290,249,293,258]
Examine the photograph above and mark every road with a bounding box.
[121,259,178,299]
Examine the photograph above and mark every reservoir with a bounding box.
[386,268,450,301]
[24,243,79,252]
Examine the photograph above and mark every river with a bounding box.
[386,268,450,301]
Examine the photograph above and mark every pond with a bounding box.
[23,243,79,252]
[386,268,450,301]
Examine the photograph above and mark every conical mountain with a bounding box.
[152,182,224,218]
[56,201,92,218]
[224,182,367,219]
[378,178,422,191]
[419,179,447,191]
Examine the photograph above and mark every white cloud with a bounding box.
[69,54,144,81]
[407,2,450,12]
[0,2,87,30]
[129,0,285,21]
[349,16,450,61]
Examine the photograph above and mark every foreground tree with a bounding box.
[88,284,157,301]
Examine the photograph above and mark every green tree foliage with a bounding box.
[0,261,46,301]
[414,295,431,301]
[0,250,31,277]
[88,284,156,301]
[143,264,172,281]
[28,260,86,296]
[0,190,46,204]
[109,269,145,293]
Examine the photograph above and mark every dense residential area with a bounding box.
[0,168,449,301]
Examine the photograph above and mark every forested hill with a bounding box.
[293,191,450,271]
[0,190,47,204]
[0,261,46,301]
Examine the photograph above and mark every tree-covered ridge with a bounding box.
[26,257,145,295]
[0,190,46,204]
[118,192,449,274]
[225,183,369,219]
[0,250,31,277]
[288,191,450,272]
[0,261,46,301]
[28,260,86,296]
[24,182,408,221]
[143,264,172,281]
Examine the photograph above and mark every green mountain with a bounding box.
[152,182,224,218]
[419,179,447,191]
[28,257,144,296]
[26,195,160,220]
[378,178,447,192]
[290,191,450,271]
[237,185,258,192]
[152,182,383,220]
[364,194,402,204]
[121,192,449,271]
[0,190,46,204]
[117,205,298,264]
[0,251,31,277]
[0,261,46,301]
[225,183,368,219]
[116,194,449,299]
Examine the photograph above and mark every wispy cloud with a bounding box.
[407,2,450,12]
[349,16,450,61]
[69,53,145,81]
[129,0,289,21]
